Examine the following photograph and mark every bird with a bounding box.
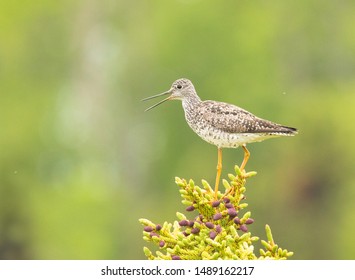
[142,78,298,199]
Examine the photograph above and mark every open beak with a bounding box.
[141,89,173,112]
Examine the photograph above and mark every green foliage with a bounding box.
[139,166,293,260]
[2,0,355,259]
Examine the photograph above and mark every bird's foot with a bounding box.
[235,165,246,178]
[235,165,256,179]
[209,166,256,205]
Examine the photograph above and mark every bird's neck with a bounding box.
[181,94,202,126]
[182,94,202,113]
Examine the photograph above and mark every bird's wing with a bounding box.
[199,101,290,134]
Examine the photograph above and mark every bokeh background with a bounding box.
[1,0,355,260]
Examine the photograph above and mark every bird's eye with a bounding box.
[177,84,182,89]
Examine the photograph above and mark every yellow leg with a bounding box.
[240,145,250,171]
[214,147,222,199]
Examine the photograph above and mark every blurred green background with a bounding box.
[1,0,355,260]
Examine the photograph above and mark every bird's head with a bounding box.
[142,78,196,111]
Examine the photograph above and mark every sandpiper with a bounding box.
[142,78,297,198]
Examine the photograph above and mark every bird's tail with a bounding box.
[280,126,298,135]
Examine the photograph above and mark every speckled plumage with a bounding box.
[183,99,297,148]
[143,78,297,198]
[147,78,297,148]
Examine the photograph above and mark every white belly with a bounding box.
[194,127,280,148]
